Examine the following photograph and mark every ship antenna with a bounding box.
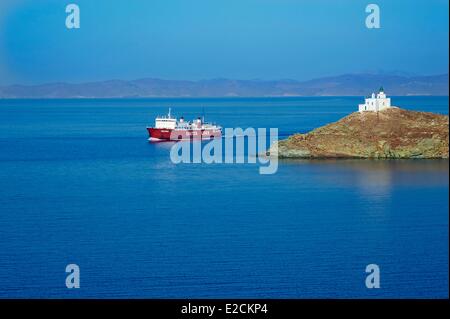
[202,107,205,123]
[168,107,171,118]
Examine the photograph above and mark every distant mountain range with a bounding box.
[0,73,448,98]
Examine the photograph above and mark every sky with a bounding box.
[0,0,448,85]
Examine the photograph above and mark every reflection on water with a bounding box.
[282,159,449,199]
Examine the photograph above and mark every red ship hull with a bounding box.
[147,127,222,141]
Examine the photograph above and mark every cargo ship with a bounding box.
[147,108,222,141]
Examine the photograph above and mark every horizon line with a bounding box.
[1,94,449,101]
[1,72,449,88]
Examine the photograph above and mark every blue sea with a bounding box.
[0,96,448,298]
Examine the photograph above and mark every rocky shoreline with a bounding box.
[269,107,449,159]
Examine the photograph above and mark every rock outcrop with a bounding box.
[270,107,449,159]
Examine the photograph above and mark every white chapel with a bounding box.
[358,87,392,112]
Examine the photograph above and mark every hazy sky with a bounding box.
[0,0,448,85]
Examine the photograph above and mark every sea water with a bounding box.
[0,96,448,298]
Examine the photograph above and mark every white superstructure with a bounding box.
[152,108,222,131]
[155,108,177,129]
[358,87,392,112]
